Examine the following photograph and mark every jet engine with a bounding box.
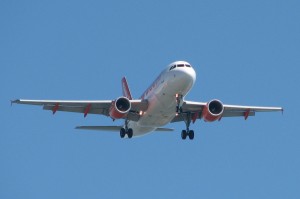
[202,99,224,122]
[109,97,131,119]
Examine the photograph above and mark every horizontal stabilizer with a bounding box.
[76,126,121,131]
[155,128,174,132]
[76,126,174,132]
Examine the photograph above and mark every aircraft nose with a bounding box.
[177,67,196,85]
[171,67,196,93]
[186,67,196,84]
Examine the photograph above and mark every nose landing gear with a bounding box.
[176,94,183,114]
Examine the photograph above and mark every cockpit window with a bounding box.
[169,63,193,71]
[169,65,176,70]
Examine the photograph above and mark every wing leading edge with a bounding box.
[12,99,148,122]
[172,100,283,123]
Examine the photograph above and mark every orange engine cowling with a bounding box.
[109,97,131,119]
[202,99,224,122]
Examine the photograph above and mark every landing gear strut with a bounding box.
[180,112,195,140]
[120,119,133,139]
[176,94,183,114]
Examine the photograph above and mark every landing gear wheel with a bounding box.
[180,111,195,140]
[181,130,187,140]
[188,130,194,140]
[127,128,133,139]
[120,128,126,138]
[121,119,133,139]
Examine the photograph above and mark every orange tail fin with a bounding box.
[122,77,133,100]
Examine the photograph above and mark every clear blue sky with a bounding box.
[1,0,299,198]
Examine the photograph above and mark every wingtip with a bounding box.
[10,99,19,106]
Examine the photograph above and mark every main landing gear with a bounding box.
[181,112,195,140]
[181,129,194,140]
[120,128,133,138]
[120,119,133,139]
[176,94,195,140]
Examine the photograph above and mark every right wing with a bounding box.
[12,99,148,122]
[172,100,283,123]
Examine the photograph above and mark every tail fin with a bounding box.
[122,77,133,100]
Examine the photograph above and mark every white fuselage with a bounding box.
[127,61,196,136]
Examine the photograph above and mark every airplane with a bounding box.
[12,61,283,140]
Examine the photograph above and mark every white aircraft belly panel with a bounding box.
[138,93,176,127]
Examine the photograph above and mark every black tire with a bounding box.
[120,128,126,138]
[127,128,133,139]
[189,130,194,140]
[181,130,187,140]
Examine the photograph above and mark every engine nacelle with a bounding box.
[109,97,131,119]
[202,99,224,122]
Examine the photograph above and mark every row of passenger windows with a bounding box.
[169,64,191,71]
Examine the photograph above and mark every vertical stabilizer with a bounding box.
[122,77,133,100]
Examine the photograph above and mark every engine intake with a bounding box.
[109,97,131,119]
[202,99,224,122]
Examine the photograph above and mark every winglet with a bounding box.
[122,77,133,100]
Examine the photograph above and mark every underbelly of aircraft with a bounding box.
[135,94,176,130]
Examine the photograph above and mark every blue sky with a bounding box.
[1,0,299,198]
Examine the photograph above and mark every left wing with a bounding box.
[172,100,283,123]
[12,99,148,122]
